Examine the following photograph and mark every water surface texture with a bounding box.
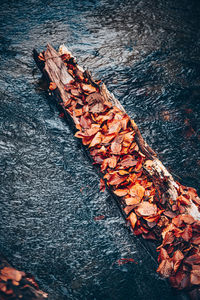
[0,0,200,299]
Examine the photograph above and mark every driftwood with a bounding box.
[33,44,200,298]
[0,253,48,299]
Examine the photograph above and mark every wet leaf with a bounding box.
[127,212,137,229]
[181,214,195,225]
[101,156,117,172]
[119,155,138,168]
[49,82,57,91]
[157,260,173,277]
[108,172,127,186]
[116,258,137,265]
[190,270,200,285]
[172,250,184,273]
[158,248,169,262]
[182,225,193,242]
[184,254,200,265]
[177,195,190,206]
[81,83,97,93]
[94,215,105,221]
[0,267,25,282]
[89,132,102,148]
[129,182,145,200]
[114,188,128,197]
[100,178,106,192]
[136,202,157,217]
[125,197,140,206]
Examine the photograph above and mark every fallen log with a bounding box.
[33,44,200,297]
[0,253,48,299]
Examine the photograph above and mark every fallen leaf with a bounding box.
[158,248,169,262]
[190,270,200,285]
[119,155,138,168]
[181,214,195,225]
[100,178,106,192]
[177,195,190,206]
[81,83,97,94]
[157,259,173,277]
[172,250,184,273]
[127,212,137,229]
[125,197,141,206]
[184,254,200,265]
[49,82,57,91]
[136,202,157,217]
[94,215,105,221]
[182,225,193,242]
[114,188,129,197]
[89,132,102,148]
[129,183,145,200]
[108,172,127,186]
[116,258,137,265]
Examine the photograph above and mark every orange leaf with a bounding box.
[177,195,190,206]
[100,178,106,192]
[38,52,45,61]
[49,82,57,91]
[127,212,137,229]
[114,188,128,197]
[89,132,102,148]
[136,202,157,217]
[182,225,193,242]
[81,83,97,93]
[172,250,184,273]
[108,172,127,186]
[191,270,200,285]
[181,214,195,225]
[120,155,137,168]
[129,182,145,200]
[157,260,173,278]
[125,197,140,206]
[158,248,169,263]
[101,133,116,144]
[185,254,200,265]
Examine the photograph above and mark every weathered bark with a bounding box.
[0,253,48,300]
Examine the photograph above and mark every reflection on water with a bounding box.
[0,0,199,299]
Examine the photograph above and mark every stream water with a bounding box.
[0,0,200,299]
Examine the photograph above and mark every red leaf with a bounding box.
[172,250,184,273]
[119,155,138,168]
[158,248,169,263]
[181,214,195,225]
[94,215,105,221]
[157,260,173,277]
[114,188,128,197]
[191,270,200,285]
[135,202,157,217]
[108,173,127,186]
[177,195,190,206]
[184,254,200,265]
[116,258,137,265]
[89,132,102,148]
[100,178,106,192]
[182,225,193,242]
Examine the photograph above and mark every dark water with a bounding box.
[0,0,200,299]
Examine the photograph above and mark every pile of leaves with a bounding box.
[39,50,200,292]
[0,266,47,299]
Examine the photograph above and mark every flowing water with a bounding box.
[0,0,200,299]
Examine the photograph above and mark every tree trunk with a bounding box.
[33,44,200,298]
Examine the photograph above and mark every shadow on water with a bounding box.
[0,0,199,299]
